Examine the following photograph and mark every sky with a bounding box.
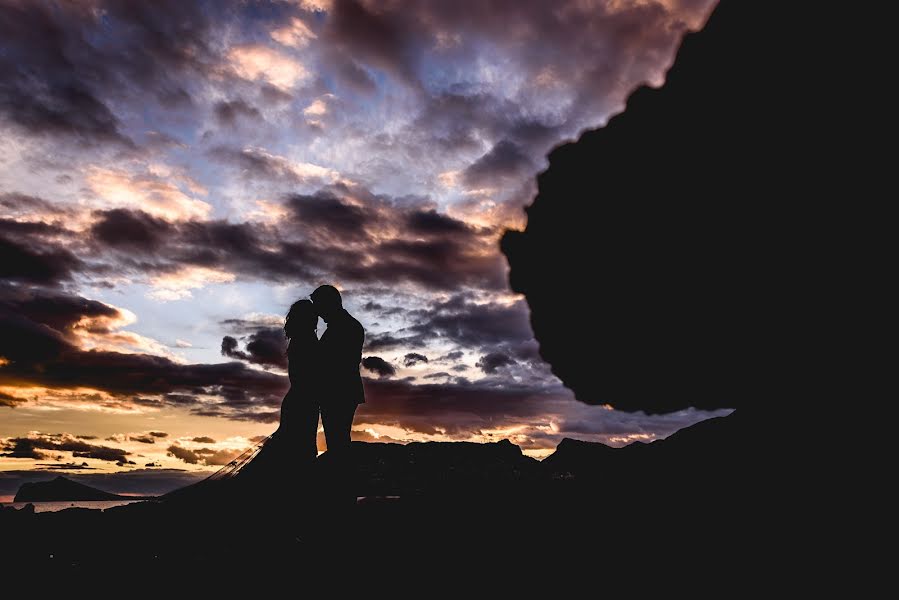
[0,0,729,495]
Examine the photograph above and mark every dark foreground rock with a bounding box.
[0,412,742,578]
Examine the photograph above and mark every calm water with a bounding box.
[1,500,150,513]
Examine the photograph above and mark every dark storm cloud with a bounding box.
[405,210,470,236]
[0,0,225,145]
[221,328,287,369]
[0,219,68,239]
[36,462,94,470]
[207,146,329,185]
[0,438,47,459]
[1,432,131,462]
[192,437,216,444]
[286,192,370,239]
[410,295,532,347]
[423,372,450,379]
[362,356,396,378]
[355,376,567,436]
[368,294,532,353]
[462,140,534,187]
[329,52,377,93]
[0,390,23,408]
[0,192,71,218]
[221,336,248,361]
[129,435,157,444]
[0,286,288,415]
[167,444,244,467]
[357,376,731,451]
[326,0,421,87]
[0,235,83,286]
[0,281,726,444]
[476,352,516,374]
[317,0,713,192]
[150,431,168,438]
[77,182,506,291]
[3,178,505,293]
[220,317,282,334]
[166,445,199,465]
[213,99,262,125]
[403,353,428,367]
[89,209,173,251]
[0,282,118,337]
[365,332,424,351]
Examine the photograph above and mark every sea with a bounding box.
[1,500,150,513]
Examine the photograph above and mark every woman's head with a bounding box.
[284,299,317,339]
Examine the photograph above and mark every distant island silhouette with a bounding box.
[13,475,153,503]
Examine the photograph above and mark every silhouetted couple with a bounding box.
[278,285,365,469]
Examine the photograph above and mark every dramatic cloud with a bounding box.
[462,140,534,188]
[403,353,428,367]
[0,285,288,417]
[167,443,245,467]
[129,434,157,444]
[0,234,82,286]
[227,44,309,90]
[0,0,725,470]
[1,432,132,463]
[363,294,534,365]
[213,99,262,125]
[208,147,337,186]
[126,431,167,444]
[476,352,516,374]
[362,356,396,378]
[0,0,220,145]
[166,444,200,464]
[221,328,287,369]
[85,167,212,221]
[0,183,508,292]
[89,208,173,251]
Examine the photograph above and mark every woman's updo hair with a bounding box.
[284,299,317,340]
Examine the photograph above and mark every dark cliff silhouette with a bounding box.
[502,0,798,413]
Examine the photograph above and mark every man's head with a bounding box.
[311,284,342,322]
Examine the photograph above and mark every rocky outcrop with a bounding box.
[501,0,779,413]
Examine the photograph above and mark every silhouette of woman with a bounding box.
[236,299,319,486]
[277,298,320,463]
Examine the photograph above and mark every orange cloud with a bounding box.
[228,45,309,89]
[148,266,236,301]
[86,167,212,221]
[271,17,317,48]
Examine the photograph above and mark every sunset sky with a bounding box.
[0,0,730,497]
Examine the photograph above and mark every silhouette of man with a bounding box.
[311,284,365,454]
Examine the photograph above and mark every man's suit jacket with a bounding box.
[319,308,365,405]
